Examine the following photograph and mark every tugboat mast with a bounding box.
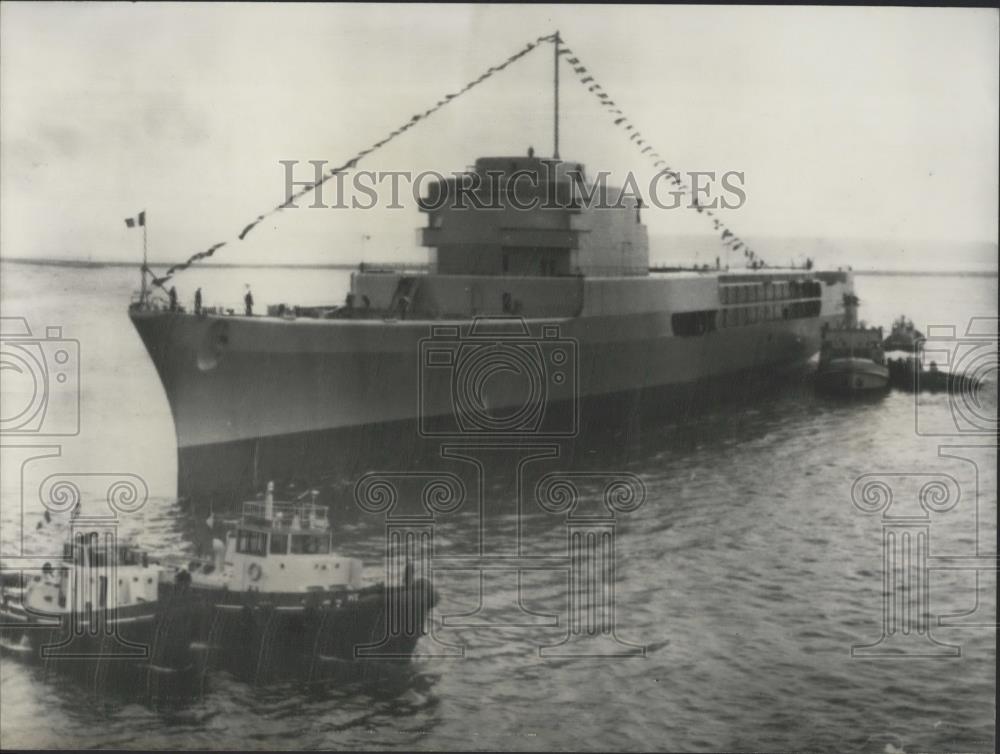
[553,30,560,159]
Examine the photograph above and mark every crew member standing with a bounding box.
[168,286,178,311]
[194,287,202,316]
[244,285,254,316]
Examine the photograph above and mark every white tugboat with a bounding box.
[0,531,197,692]
[174,483,435,682]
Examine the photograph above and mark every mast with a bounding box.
[553,31,560,160]
[140,212,148,304]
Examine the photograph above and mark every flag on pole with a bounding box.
[125,211,145,228]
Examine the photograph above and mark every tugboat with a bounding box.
[0,530,198,695]
[883,314,925,353]
[816,293,890,394]
[173,483,436,683]
[817,325,890,394]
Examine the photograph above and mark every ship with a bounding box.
[129,36,856,506]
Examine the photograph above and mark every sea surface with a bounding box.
[0,259,996,752]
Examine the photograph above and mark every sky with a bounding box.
[1,3,997,270]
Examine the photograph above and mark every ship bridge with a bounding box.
[417,155,649,279]
[349,153,651,319]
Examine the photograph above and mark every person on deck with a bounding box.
[168,286,178,311]
[194,287,203,316]
[244,286,254,316]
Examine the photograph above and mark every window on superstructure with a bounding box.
[672,310,718,336]
[270,533,289,555]
[291,534,331,555]
[236,529,267,556]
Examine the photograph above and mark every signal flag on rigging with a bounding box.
[124,210,145,228]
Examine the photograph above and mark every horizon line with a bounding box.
[2,256,997,277]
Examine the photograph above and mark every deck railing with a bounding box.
[358,262,432,274]
[242,501,329,530]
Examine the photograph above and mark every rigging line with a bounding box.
[558,35,764,267]
[151,32,559,286]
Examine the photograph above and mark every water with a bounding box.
[1,259,996,752]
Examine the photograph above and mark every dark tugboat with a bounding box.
[0,530,198,696]
[817,325,890,393]
[816,293,890,394]
[171,483,436,683]
[883,314,925,353]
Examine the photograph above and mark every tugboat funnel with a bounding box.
[264,480,274,520]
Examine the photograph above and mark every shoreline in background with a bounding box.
[2,257,997,277]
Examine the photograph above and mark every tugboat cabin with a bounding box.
[221,493,364,593]
[19,533,163,616]
[820,326,886,365]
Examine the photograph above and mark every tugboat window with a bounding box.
[236,530,267,556]
[291,535,331,555]
[270,533,289,555]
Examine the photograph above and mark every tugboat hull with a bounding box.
[184,581,436,683]
[0,593,200,697]
[816,357,890,393]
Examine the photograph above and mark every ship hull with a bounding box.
[130,285,848,505]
